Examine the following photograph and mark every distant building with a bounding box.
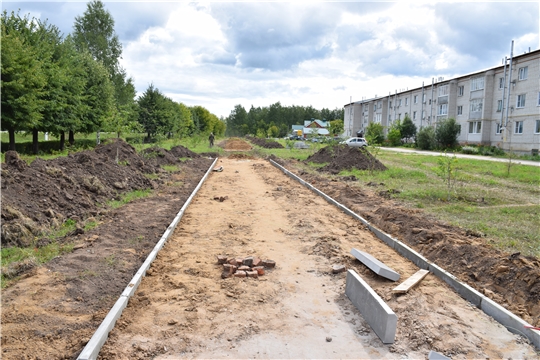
[344,48,540,154]
[291,119,330,138]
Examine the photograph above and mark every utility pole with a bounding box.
[420,82,425,129]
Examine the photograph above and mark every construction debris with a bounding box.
[217,255,275,279]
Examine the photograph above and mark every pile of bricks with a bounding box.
[217,255,276,279]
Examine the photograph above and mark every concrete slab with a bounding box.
[345,270,397,344]
[351,248,400,281]
[428,350,451,359]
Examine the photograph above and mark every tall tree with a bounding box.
[1,11,47,150]
[73,0,122,78]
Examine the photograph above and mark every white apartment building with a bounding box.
[344,48,540,154]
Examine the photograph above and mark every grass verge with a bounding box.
[107,189,152,209]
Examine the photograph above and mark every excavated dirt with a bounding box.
[281,157,540,327]
[306,144,387,174]
[246,135,284,149]
[219,138,253,151]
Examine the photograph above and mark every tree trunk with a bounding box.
[9,129,16,151]
[32,129,39,155]
[69,130,75,146]
[60,132,65,151]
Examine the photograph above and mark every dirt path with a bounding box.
[100,158,537,359]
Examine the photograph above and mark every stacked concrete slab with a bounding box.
[350,248,400,281]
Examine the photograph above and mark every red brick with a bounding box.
[253,266,265,276]
[252,258,262,267]
[223,264,237,274]
[238,265,251,271]
[262,260,276,268]
[217,255,228,264]
[228,258,238,266]
[235,258,244,265]
[233,271,247,278]
[246,270,258,278]
[221,271,232,279]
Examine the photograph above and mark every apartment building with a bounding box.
[344,48,540,153]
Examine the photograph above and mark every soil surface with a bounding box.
[99,158,537,359]
[1,138,539,359]
[306,144,387,174]
[246,136,284,149]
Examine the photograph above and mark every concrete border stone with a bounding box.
[345,270,397,344]
[268,159,540,350]
[77,157,218,360]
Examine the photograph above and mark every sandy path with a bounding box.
[100,158,537,359]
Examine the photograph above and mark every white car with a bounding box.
[340,137,368,147]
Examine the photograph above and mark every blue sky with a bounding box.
[3,1,539,119]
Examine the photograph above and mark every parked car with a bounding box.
[288,135,303,140]
[340,137,368,147]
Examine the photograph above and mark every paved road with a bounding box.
[379,147,540,167]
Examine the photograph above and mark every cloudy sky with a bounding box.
[3,1,539,119]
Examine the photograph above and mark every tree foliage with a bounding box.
[435,118,461,149]
[328,120,344,136]
[400,115,417,142]
[416,126,436,150]
[365,122,385,145]
[225,103,344,138]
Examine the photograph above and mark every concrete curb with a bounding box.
[268,159,540,350]
[77,157,219,360]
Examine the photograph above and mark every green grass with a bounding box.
[107,189,152,209]
[161,164,180,172]
[144,173,160,180]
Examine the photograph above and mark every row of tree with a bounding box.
[2,1,224,154]
[225,103,344,138]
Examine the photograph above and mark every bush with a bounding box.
[461,146,478,154]
[387,128,402,146]
[416,126,436,150]
[435,118,461,149]
[365,122,385,145]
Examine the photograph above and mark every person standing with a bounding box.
[209,132,215,147]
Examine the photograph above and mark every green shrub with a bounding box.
[461,146,478,154]
[416,126,436,150]
[435,118,461,149]
[365,122,385,145]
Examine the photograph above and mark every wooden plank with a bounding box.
[392,269,429,294]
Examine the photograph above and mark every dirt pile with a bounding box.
[246,136,284,149]
[220,138,252,151]
[169,145,201,158]
[306,144,387,174]
[0,139,199,247]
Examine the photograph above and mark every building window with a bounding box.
[518,66,528,80]
[374,104,376,111]
[516,94,526,108]
[470,76,484,91]
[514,121,523,134]
[398,99,402,106]
[438,104,448,116]
[458,86,464,96]
[398,113,401,120]
[457,106,463,115]
[389,101,392,108]
[469,121,482,134]
[499,77,504,89]
[497,100,503,112]
[423,94,427,103]
[438,85,449,97]
[405,98,409,106]
[414,95,418,104]
[496,123,503,134]
[413,111,417,120]
[470,99,483,113]
[378,102,382,109]
[537,92,540,106]
[536,120,540,134]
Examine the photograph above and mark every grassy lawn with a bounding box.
[334,151,540,257]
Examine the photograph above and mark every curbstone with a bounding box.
[351,248,400,281]
[345,270,397,344]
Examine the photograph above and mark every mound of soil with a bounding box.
[220,138,252,151]
[0,139,198,247]
[306,144,387,174]
[246,136,284,149]
[169,145,201,159]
